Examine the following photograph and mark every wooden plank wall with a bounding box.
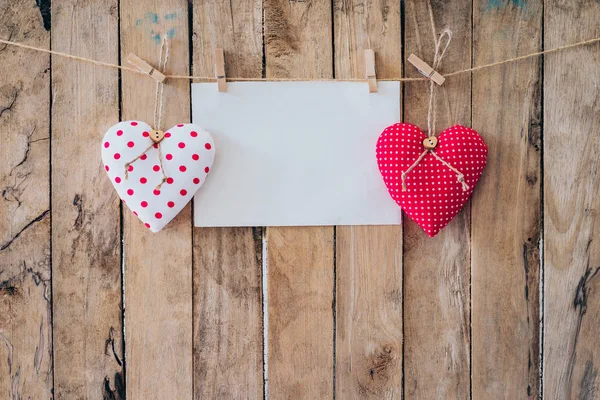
[1,0,600,399]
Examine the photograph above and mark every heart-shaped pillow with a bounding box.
[101,121,215,232]
[376,123,487,237]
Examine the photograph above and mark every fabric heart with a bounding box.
[376,123,487,237]
[101,121,215,232]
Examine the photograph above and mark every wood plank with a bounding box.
[120,2,193,398]
[193,0,263,78]
[192,2,263,397]
[0,1,51,398]
[402,1,472,398]
[471,1,542,398]
[264,1,334,397]
[543,2,600,398]
[192,229,263,398]
[333,1,403,398]
[51,0,124,398]
[266,227,334,399]
[264,0,333,79]
[335,227,402,398]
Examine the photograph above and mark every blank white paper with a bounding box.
[192,81,401,227]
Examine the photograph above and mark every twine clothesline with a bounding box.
[3,33,599,193]
[0,35,599,82]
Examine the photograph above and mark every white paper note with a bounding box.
[192,81,401,227]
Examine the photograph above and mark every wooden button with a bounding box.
[150,130,165,143]
[423,136,438,149]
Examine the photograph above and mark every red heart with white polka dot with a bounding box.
[101,121,215,232]
[376,123,487,237]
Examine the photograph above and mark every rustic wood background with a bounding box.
[1,0,599,398]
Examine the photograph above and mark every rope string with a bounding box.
[123,37,170,190]
[401,150,428,191]
[0,36,599,82]
[153,38,169,131]
[124,143,154,179]
[155,144,168,190]
[430,151,469,191]
[401,28,469,192]
[427,28,452,137]
[3,33,599,191]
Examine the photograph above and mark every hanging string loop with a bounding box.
[426,28,452,137]
[401,28,469,192]
[123,37,170,190]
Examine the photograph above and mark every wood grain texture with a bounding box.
[120,1,193,398]
[336,227,402,399]
[51,1,124,398]
[543,1,600,399]
[0,1,51,398]
[4,1,600,397]
[266,227,334,399]
[264,0,333,79]
[402,1,472,398]
[264,1,334,398]
[334,0,402,81]
[193,0,263,79]
[192,2,264,398]
[333,1,403,398]
[192,228,263,399]
[471,1,542,398]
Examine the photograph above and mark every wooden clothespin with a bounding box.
[364,49,377,93]
[407,54,445,85]
[214,48,227,92]
[126,53,166,83]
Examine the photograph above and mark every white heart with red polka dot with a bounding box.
[101,121,215,232]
